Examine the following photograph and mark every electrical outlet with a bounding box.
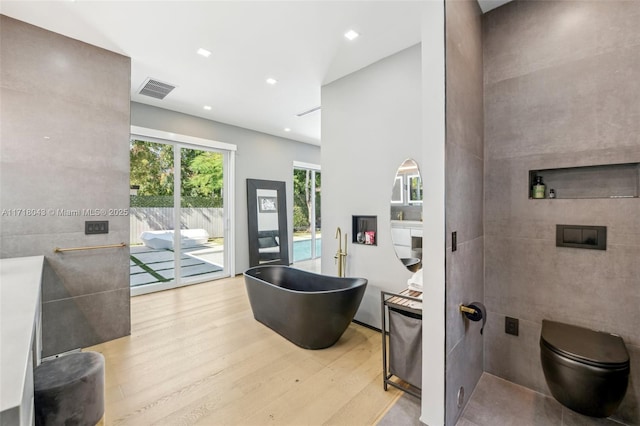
[505,316,519,336]
[85,221,108,234]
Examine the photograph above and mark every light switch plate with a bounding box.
[85,221,108,234]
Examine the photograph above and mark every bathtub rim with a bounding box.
[243,265,367,295]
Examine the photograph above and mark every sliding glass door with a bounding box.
[129,129,235,295]
[178,147,226,286]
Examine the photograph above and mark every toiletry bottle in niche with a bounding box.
[549,189,556,199]
[533,176,546,199]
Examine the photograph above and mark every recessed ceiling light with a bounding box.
[266,78,278,85]
[203,105,212,110]
[344,30,359,41]
[197,48,211,58]
[284,128,291,132]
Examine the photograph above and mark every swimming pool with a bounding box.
[293,238,322,262]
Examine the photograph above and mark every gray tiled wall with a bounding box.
[445,0,485,424]
[483,1,640,424]
[0,15,131,356]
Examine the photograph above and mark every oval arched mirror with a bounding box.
[390,159,423,272]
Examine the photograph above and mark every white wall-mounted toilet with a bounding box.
[540,319,630,418]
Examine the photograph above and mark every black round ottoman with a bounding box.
[34,351,105,426]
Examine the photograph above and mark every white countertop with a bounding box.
[0,255,44,416]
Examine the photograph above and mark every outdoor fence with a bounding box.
[130,207,224,245]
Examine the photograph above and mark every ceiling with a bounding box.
[1,1,509,146]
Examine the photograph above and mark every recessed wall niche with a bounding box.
[529,163,640,199]
[352,215,377,245]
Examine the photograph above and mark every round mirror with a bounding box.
[390,159,423,271]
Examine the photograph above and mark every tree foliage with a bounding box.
[130,140,321,221]
[292,169,321,232]
[130,140,224,206]
[130,141,175,196]
[187,151,224,198]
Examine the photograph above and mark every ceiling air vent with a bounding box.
[138,78,176,100]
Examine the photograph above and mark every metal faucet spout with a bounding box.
[335,226,347,277]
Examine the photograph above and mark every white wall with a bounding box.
[131,102,321,273]
[321,44,422,327]
[421,1,446,424]
[321,4,447,424]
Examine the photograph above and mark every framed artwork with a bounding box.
[258,196,278,213]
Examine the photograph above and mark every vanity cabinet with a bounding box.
[1,256,44,426]
[391,228,412,257]
[391,221,423,259]
[381,289,422,399]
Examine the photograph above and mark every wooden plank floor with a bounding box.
[87,275,401,425]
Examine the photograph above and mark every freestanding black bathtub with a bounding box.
[243,265,367,349]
